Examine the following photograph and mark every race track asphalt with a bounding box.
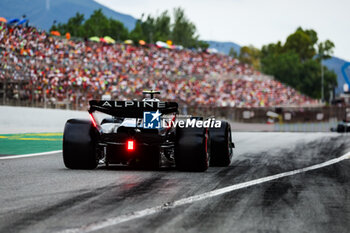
[0,132,349,233]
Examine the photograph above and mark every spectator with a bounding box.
[0,25,317,108]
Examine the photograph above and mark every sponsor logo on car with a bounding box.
[143,110,162,129]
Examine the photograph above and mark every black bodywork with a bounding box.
[89,100,178,166]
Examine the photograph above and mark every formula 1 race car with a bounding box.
[62,91,234,172]
[331,120,350,133]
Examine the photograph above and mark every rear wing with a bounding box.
[89,100,178,118]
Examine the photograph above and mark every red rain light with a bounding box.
[89,113,97,128]
[127,140,134,151]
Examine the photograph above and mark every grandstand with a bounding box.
[0,23,318,110]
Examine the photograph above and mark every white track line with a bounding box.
[58,151,350,233]
[0,150,62,160]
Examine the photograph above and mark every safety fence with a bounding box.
[186,106,347,124]
[2,96,347,122]
[273,122,338,132]
[185,106,346,132]
[1,99,347,132]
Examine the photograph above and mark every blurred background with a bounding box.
[1,0,350,132]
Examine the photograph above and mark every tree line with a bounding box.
[50,8,208,49]
[229,27,337,101]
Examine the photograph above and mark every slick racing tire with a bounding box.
[209,121,233,167]
[175,126,209,172]
[63,119,98,169]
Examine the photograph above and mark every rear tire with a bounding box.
[63,119,98,169]
[175,127,209,172]
[209,121,233,166]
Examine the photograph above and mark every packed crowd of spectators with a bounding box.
[0,24,318,108]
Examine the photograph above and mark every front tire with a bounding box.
[63,119,98,169]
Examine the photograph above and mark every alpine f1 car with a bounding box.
[62,91,234,172]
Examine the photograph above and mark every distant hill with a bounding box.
[323,56,350,95]
[0,0,137,31]
[206,40,240,55]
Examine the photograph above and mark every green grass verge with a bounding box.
[0,133,63,155]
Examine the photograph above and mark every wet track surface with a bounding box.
[0,132,349,233]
